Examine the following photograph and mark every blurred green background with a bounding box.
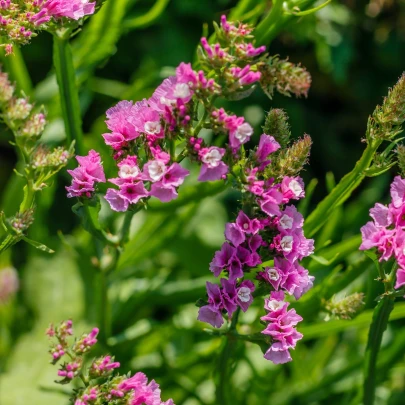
[1,0,405,404]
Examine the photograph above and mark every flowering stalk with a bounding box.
[0,65,72,254]
[359,175,405,404]
[46,320,175,404]
[305,74,405,237]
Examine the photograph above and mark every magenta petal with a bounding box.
[197,305,224,328]
[105,189,129,212]
[150,183,178,202]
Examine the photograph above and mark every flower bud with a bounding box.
[324,293,365,320]
[267,135,312,180]
[20,112,46,138]
[0,69,15,103]
[263,109,291,148]
[259,56,311,99]
[10,208,34,234]
[7,97,33,121]
[376,73,405,126]
[397,144,405,177]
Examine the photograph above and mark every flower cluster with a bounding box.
[66,16,271,211]
[0,65,71,241]
[47,320,175,405]
[198,129,314,364]
[360,176,405,289]
[260,291,303,364]
[66,150,106,198]
[0,0,96,53]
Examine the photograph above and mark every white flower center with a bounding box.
[279,214,293,230]
[267,299,284,312]
[160,96,175,107]
[119,164,140,179]
[235,123,253,143]
[173,83,191,99]
[148,160,166,181]
[144,121,161,135]
[202,149,222,168]
[289,180,303,197]
[266,268,279,281]
[237,287,251,303]
[280,235,293,252]
[243,223,249,230]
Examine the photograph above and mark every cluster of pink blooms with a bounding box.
[66,150,106,198]
[198,134,314,364]
[66,16,266,212]
[0,0,95,54]
[260,291,303,363]
[31,0,95,25]
[360,176,405,289]
[47,320,175,405]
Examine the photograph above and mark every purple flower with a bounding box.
[260,188,283,217]
[280,176,305,203]
[256,134,280,163]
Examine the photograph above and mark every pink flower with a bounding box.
[277,205,304,232]
[390,176,405,208]
[235,211,261,234]
[229,65,261,86]
[280,176,305,203]
[149,163,189,202]
[260,188,283,217]
[228,120,253,149]
[105,182,149,212]
[198,147,228,182]
[32,0,96,24]
[256,134,280,163]
[66,150,105,198]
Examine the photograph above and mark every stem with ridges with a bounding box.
[53,31,84,155]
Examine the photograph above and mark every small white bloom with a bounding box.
[289,180,303,197]
[280,235,293,252]
[267,299,284,312]
[144,121,161,135]
[234,122,253,143]
[202,148,222,168]
[279,214,293,230]
[266,267,279,281]
[173,83,191,99]
[148,160,166,182]
[119,164,140,179]
[237,287,251,303]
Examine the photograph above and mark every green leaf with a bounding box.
[300,299,404,341]
[21,236,54,254]
[363,297,395,405]
[123,0,170,31]
[285,0,332,16]
[53,34,84,154]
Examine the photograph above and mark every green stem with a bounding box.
[363,296,395,405]
[254,0,284,44]
[304,140,381,237]
[230,0,260,19]
[0,234,18,255]
[98,270,111,346]
[216,308,241,404]
[53,32,84,154]
[119,209,136,246]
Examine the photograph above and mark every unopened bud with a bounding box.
[259,56,311,99]
[10,208,34,234]
[7,97,33,121]
[324,293,365,320]
[0,69,14,103]
[397,145,405,177]
[20,112,46,138]
[263,109,291,148]
[267,134,312,180]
